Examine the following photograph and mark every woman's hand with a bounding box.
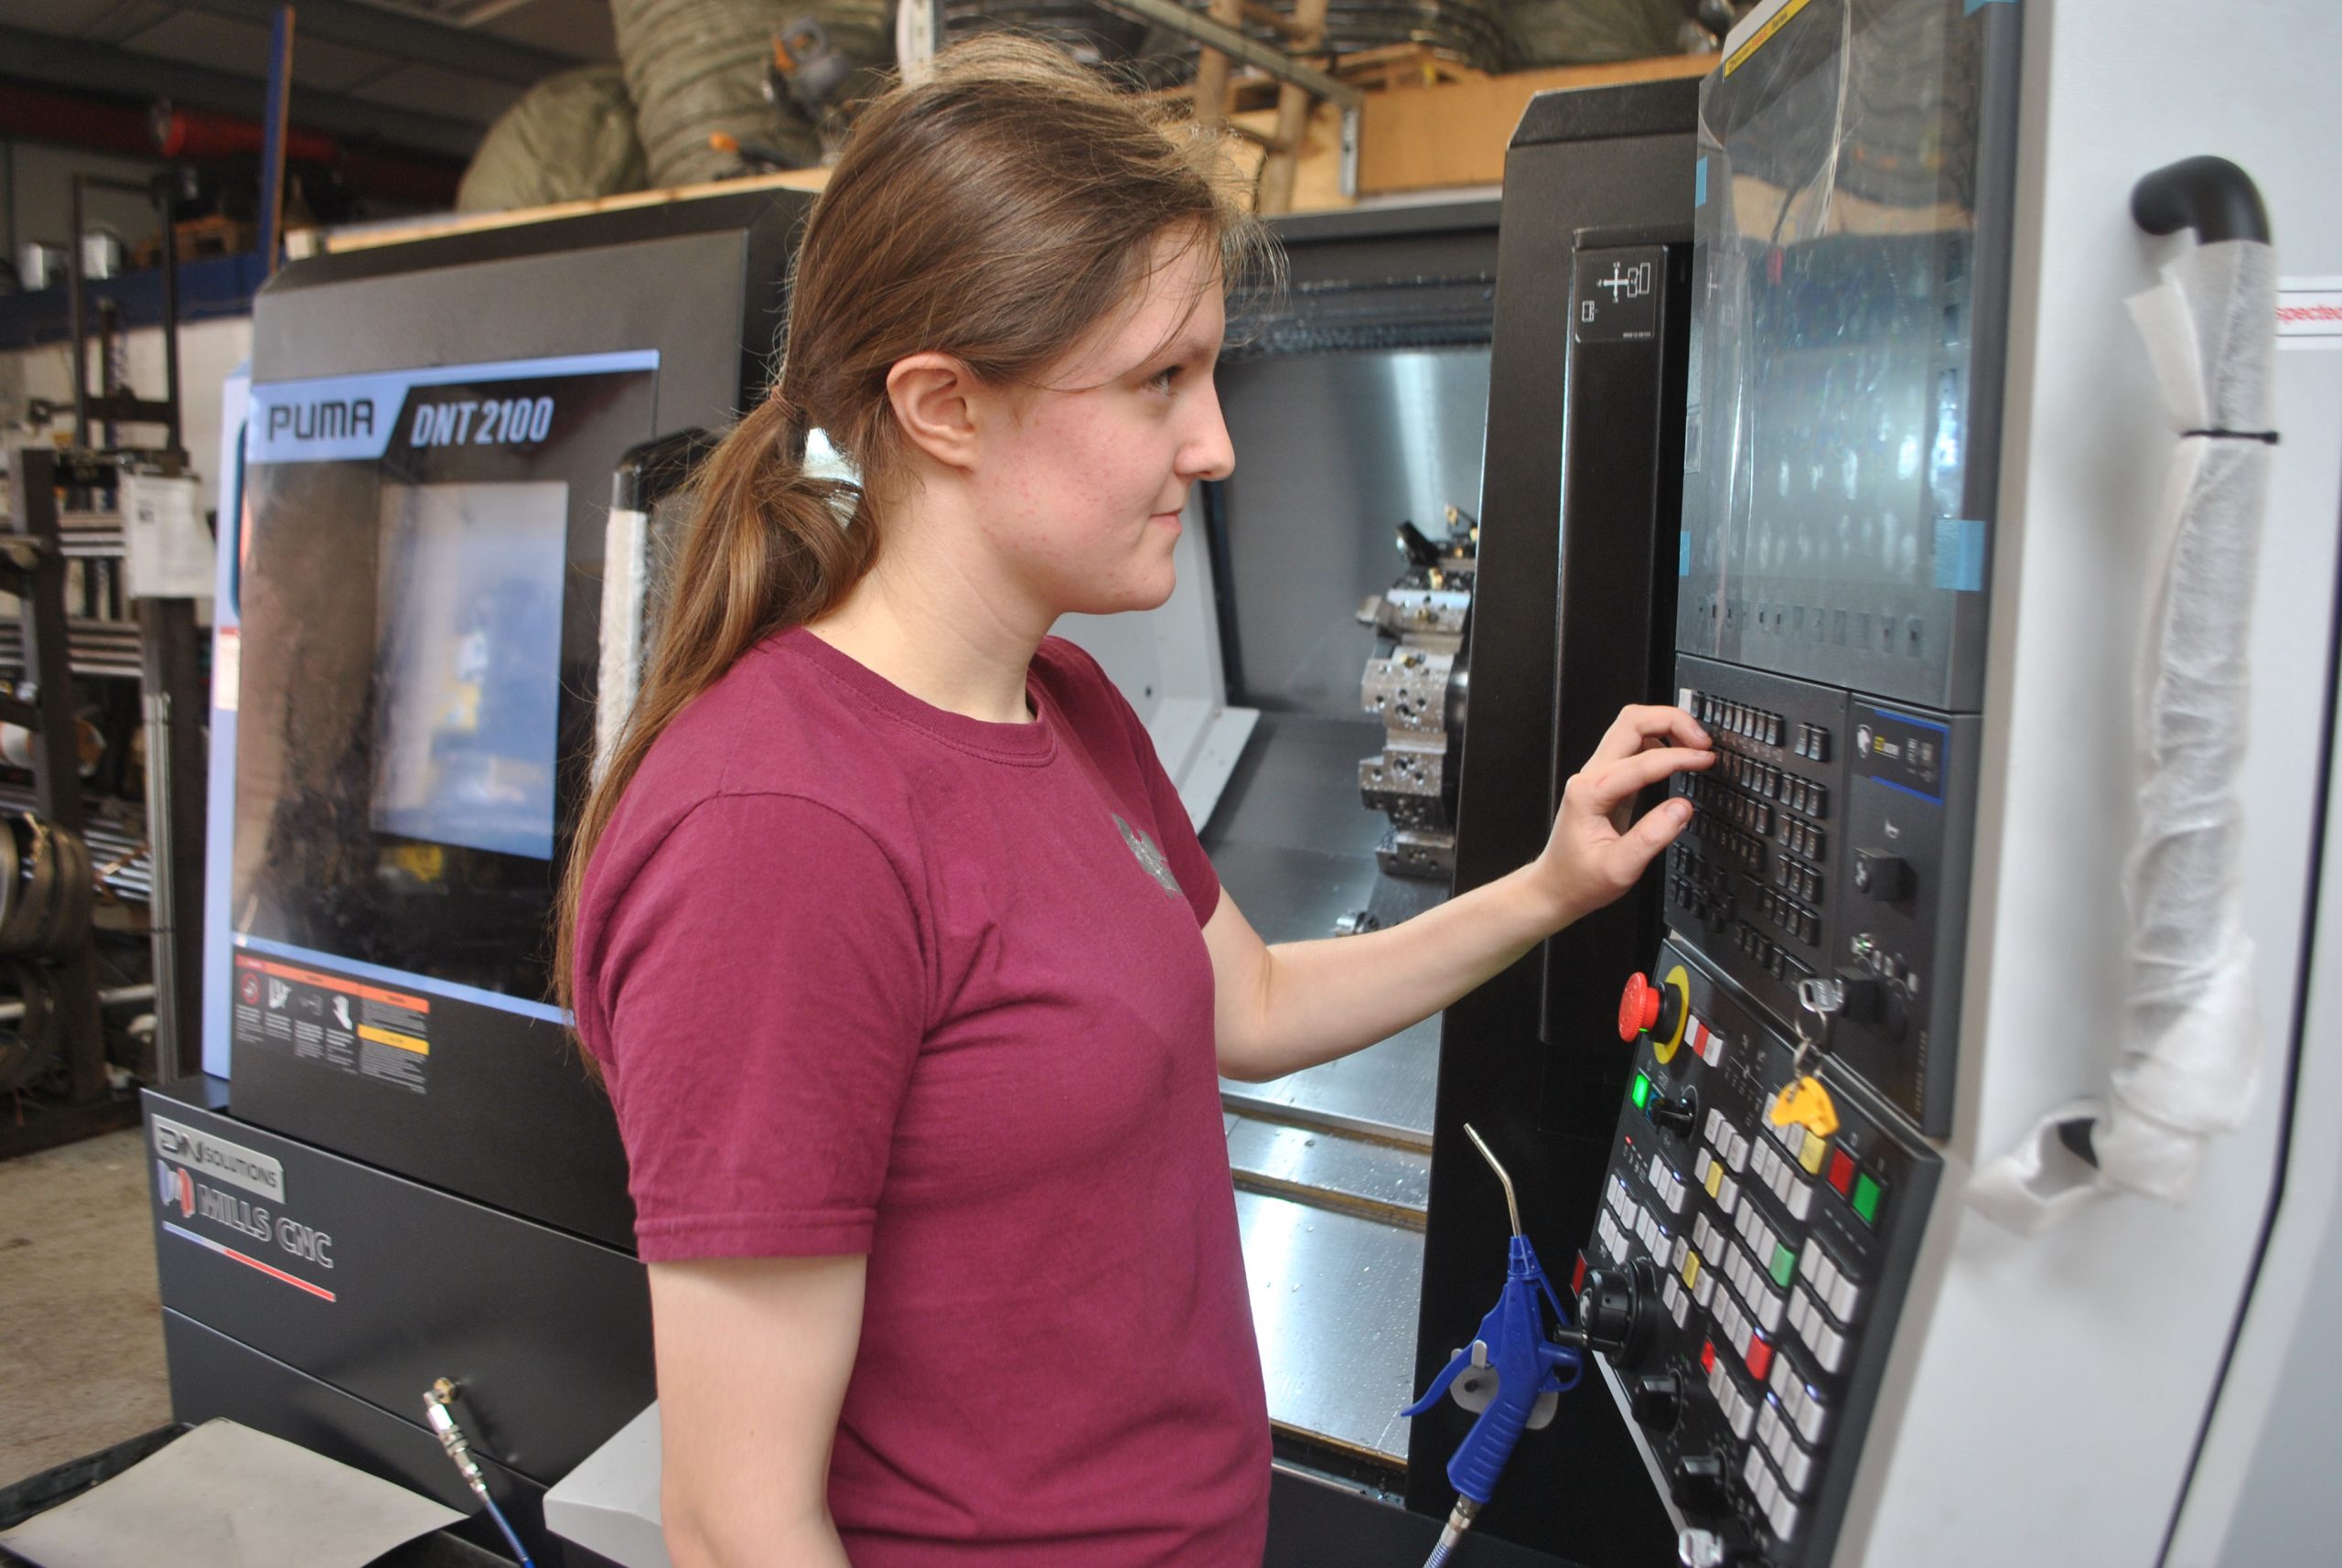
[1529,703,1714,931]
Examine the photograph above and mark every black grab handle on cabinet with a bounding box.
[2131,156,2270,245]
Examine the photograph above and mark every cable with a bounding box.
[478,1490,534,1568]
[423,1379,538,1568]
[1420,1496,1478,1568]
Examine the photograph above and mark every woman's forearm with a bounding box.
[1216,865,1563,1082]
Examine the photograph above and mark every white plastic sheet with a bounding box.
[1971,238,2278,1233]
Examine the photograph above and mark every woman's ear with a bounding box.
[885,353,980,471]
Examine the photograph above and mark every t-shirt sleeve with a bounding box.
[588,792,927,1261]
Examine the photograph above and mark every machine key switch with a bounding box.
[1853,849,1913,902]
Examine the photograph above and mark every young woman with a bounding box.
[558,37,1713,1568]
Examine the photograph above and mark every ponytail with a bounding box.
[551,384,874,1042]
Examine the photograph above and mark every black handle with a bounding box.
[611,428,718,514]
[2131,156,2270,246]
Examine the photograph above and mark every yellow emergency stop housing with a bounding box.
[1650,963,1692,1064]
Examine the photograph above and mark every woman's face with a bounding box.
[968,230,1235,620]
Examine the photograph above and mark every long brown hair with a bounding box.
[553,36,1279,1036]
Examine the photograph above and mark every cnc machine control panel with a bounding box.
[1566,1,2019,1563]
[1585,945,1938,1562]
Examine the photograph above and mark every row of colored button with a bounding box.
[1773,1115,1887,1226]
[1694,1213,1786,1338]
[1710,1273,1775,1385]
[1726,1195,1796,1305]
[1683,772,1778,841]
[1693,1144,1746,1220]
[1701,1337,1759,1443]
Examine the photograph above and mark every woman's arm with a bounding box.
[1206,703,1712,1083]
[650,1255,866,1568]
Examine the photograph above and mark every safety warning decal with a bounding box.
[2279,278,2342,349]
[231,953,432,1093]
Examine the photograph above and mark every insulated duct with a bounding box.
[611,0,893,183]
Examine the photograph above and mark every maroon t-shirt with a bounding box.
[573,628,1268,1567]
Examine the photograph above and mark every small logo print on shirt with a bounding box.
[1113,815,1184,899]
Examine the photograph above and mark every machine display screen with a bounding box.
[1678,0,2009,710]
[232,353,658,1015]
[371,481,568,862]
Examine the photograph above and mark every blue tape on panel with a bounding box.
[1695,157,1709,208]
[1964,0,2014,12]
[1680,532,1692,576]
[1932,518,1988,592]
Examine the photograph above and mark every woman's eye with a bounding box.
[1147,365,1181,392]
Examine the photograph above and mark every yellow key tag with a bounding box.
[1768,1076,1840,1139]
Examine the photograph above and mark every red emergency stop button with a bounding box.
[1619,972,1661,1041]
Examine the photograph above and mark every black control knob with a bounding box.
[1575,1257,1660,1369]
[1650,1087,1699,1138]
[1671,1451,1728,1513]
[1629,1372,1681,1432]
[1853,848,1913,902]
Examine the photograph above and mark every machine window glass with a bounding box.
[371,481,569,863]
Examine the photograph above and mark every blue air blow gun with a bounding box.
[1402,1125,1586,1567]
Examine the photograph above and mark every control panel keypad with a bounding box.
[1591,944,1938,1565]
[1672,657,1972,1134]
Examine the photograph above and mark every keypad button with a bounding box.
[1770,1491,1801,1541]
[1831,1274,1862,1322]
[1781,1443,1816,1495]
[1795,1391,1828,1445]
[1799,1135,1829,1177]
[1852,1171,1884,1224]
[1786,1177,1814,1220]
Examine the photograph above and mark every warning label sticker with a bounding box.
[231,953,430,1093]
[2280,278,2342,349]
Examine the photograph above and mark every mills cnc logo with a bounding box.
[152,1114,338,1293]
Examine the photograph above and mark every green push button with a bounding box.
[1853,1171,1884,1225]
[1632,1073,1651,1111]
[1769,1242,1796,1289]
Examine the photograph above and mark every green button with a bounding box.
[1853,1172,1884,1225]
[1769,1242,1796,1289]
[1632,1073,1651,1110]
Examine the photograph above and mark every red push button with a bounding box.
[1619,972,1661,1041]
[1572,1251,1589,1294]
[1701,1338,1717,1375]
[1746,1332,1774,1382]
[1828,1148,1856,1196]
